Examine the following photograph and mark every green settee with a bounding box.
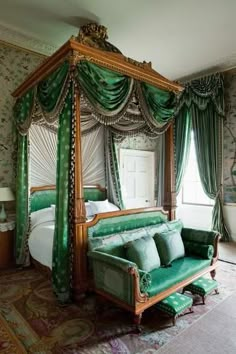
[87,208,220,324]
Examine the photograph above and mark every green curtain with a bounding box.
[141,82,176,124]
[105,129,124,209]
[15,134,29,265]
[37,61,69,112]
[77,61,133,114]
[14,88,35,265]
[192,103,230,241]
[175,105,192,194]
[52,86,73,302]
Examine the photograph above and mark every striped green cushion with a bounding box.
[156,292,193,315]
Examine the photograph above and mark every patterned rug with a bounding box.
[0,262,235,354]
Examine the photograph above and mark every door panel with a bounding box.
[120,149,155,209]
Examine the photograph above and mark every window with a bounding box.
[181,132,214,206]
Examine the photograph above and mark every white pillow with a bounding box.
[85,202,94,217]
[107,202,120,212]
[88,199,119,214]
[31,207,54,230]
[51,204,56,218]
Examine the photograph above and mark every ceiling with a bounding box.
[1,0,236,81]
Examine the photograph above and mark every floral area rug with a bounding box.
[0,261,235,354]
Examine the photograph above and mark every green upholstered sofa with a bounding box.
[87,208,220,324]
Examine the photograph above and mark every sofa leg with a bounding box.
[215,288,219,295]
[210,269,216,280]
[201,295,206,305]
[134,313,142,325]
[172,315,178,326]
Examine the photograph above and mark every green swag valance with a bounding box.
[13,60,178,303]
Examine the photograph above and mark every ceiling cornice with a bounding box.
[0,22,57,56]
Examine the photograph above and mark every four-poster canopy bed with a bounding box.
[12,23,183,302]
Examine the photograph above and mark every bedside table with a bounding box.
[0,220,15,268]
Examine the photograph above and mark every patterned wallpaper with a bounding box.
[0,42,44,190]
[224,72,236,204]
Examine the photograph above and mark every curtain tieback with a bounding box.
[215,184,223,200]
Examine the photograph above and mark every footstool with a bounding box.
[183,277,219,304]
[155,292,193,326]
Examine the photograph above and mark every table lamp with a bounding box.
[0,187,15,222]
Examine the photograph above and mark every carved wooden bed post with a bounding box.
[164,122,176,220]
[73,82,88,300]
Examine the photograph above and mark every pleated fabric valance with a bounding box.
[14,60,177,137]
[175,73,224,116]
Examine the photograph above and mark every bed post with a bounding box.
[164,123,176,220]
[73,85,87,300]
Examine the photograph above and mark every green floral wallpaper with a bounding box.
[224,72,236,204]
[0,42,44,189]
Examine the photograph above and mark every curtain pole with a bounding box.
[164,123,176,220]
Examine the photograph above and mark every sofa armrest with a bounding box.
[88,251,149,305]
[181,228,220,259]
[88,250,137,272]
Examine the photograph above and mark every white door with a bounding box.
[120,149,155,209]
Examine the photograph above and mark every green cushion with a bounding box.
[125,236,161,272]
[155,292,193,316]
[166,219,184,233]
[88,233,123,251]
[154,230,185,265]
[184,241,214,259]
[181,228,217,247]
[87,211,168,238]
[184,277,218,296]
[148,256,211,297]
[30,190,56,212]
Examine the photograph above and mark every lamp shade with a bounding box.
[0,187,15,202]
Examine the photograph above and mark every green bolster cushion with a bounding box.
[139,270,152,293]
[184,241,214,259]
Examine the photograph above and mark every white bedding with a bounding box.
[28,220,55,269]
[28,201,119,269]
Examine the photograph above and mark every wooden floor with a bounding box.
[219,242,236,264]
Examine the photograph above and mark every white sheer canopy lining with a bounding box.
[30,124,105,187]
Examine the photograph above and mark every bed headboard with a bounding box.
[30,184,106,212]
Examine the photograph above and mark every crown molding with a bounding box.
[0,22,58,56]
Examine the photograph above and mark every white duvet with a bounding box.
[28,201,119,269]
[28,220,55,269]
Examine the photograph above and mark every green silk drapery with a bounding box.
[14,88,35,265]
[15,134,29,265]
[14,62,72,301]
[175,73,230,241]
[191,103,230,241]
[37,61,69,112]
[77,61,133,115]
[52,87,72,302]
[105,129,124,209]
[140,82,176,125]
[174,105,191,194]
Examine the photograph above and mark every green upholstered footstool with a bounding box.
[155,292,193,326]
[183,277,219,304]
